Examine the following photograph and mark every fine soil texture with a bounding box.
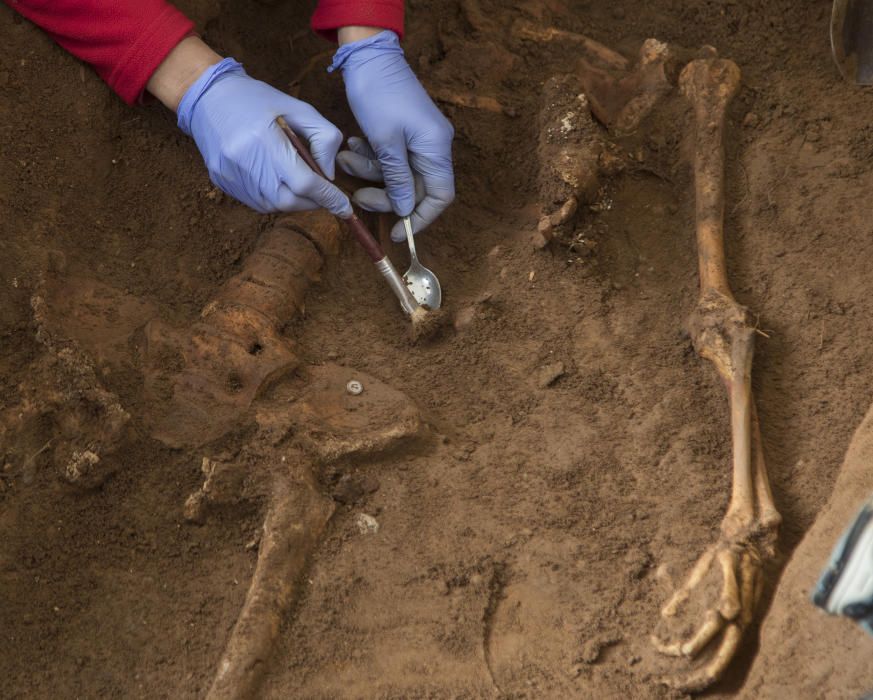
[3,0,873,698]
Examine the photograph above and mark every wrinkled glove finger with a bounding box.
[232,163,318,214]
[347,136,379,161]
[271,144,352,217]
[372,138,416,216]
[290,165,353,218]
[337,150,384,182]
[390,187,453,241]
[276,104,343,180]
[270,184,322,213]
[351,187,393,213]
[389,153,455,241]
[352,174,426,213]
[389,210,432,242]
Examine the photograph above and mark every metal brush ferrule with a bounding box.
[375,257,420,316]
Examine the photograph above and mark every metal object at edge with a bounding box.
[832,0,873,84]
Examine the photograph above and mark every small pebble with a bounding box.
[537,362,566,388]
[454,306,476,331]
[742,112,760,128]
[355,513,380,535]
[579,640,602,664]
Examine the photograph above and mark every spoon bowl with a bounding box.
[401,217,442,310]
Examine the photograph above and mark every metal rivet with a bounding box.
[346,380,363,396]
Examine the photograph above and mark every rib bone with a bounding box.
[511,18,630,71]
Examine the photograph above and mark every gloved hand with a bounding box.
[330,31,455,242]
[177,58,352,217]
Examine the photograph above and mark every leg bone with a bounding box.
[651,58,781,692]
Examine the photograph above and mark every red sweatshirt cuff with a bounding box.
[311,1,404,42]
[108,5,195,104]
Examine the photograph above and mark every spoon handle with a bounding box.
[402,216,418,262]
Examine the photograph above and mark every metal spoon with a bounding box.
[401,216,442,310]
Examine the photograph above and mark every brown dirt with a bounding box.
[3,0,873,698]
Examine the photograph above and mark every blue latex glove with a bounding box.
[330,31,455,242]
[178,58,352,217]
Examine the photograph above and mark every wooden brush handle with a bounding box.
[277,117,326,178]
[276,117,385,263]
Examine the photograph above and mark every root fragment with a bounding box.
[288,50,333,98]
[460,0,490,33]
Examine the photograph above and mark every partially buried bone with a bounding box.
[187,364,423,700]
[650,58,781,693]
[533,37,707,248]
[140,211,340,449]
[184,364,423,522]
[579,39,674,134]
[0,291,129,488]
[512,18,630,71]
[141,209,424,699]
[535,74,623,247]
[206,470,335,700]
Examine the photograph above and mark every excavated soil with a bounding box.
[3,0,873,698]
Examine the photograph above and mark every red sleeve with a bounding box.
[311,0,404,42]
[3,0,194,104]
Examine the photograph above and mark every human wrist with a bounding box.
[338,25,384,45]
[329,30,404,76]
[176,58,245,137]
[147,36,223,112]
